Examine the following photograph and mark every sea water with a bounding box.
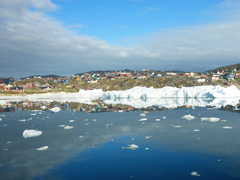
[0,106,240,180]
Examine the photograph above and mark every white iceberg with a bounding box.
[36,146,48,151]
[190,171,201,176]
[123,144,139,150]
[0,85,240,109]
[182,114,195,120]
[50,107,61,112]
[22,129,42,138]
[222,126,233,129]
[201,117,220,122]
[64,125,74,130]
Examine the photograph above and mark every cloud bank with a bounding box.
[0,0,240,77]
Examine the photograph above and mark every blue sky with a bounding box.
[0,0,240,77]
[50,0,221,44]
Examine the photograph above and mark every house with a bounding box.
[211,74,221,81]
[235,72,240,79]
[166,72,177,76]
[197,78,206,83]
[223,73,235,81]
[184,72,197,77]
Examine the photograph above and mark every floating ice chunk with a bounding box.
[79,135,84,138]
[201,117,220,122]
[193,129,200,132]
[22,129,42,138]
[58,124,66,127]
[123,144,139,150]
[64,125,74,130]
[50,107,61,112]
[171,125,182,128]
[155,118,161,121]
[190,171,200,176]
[222,126,233,129]
[140,113,146,117]
[36,146,48,151]
[145,136,152,140]
[31,113,37,116]
[69,120,75,123]
[145,147,150,151]
[182,114,195,120]
[162,116,167,119]
[139,118,148,121]
[0,118,2,121]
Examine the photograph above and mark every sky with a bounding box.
[0,0,240,77]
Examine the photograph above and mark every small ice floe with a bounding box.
[171,125,182,128]
[162,116,167,120]
[22,129,42,138]
[201,117,220,123]
[193,129,200,132]
[50,107,61,113]
[139,118,148,121]
[222,126,233,129]
[36,146,48,151]
[69,120,75,123]
[145,136,152,140]
[31,113,37,116]
[190,171,200,176]
[0,118,2,121]
[79,135,84,138]
[140,113,146,117]
[58,124,66,127]
[155,118,161,121]
[145,147,150,151]
[92,119,97,122]
[122,144,139,150]
[182,114,195,120]
[6,141,12,144]
[64,125,74,130]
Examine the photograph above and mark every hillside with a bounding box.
[209,63,240,73]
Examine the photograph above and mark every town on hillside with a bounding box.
[0,64,240,94]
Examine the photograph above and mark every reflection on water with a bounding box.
[0,98,240,113]
[0,100,240,179]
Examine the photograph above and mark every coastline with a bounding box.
[1,85,240,108]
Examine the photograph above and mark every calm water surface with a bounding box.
[0,107,240,180]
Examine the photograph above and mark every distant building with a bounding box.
[211,74,221,81]
[197,78,206,83]
[223,73,235,81]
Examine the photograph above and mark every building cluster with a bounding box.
[0,75,69,92]
[0,68,240,93]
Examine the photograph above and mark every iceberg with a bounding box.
[22,129,42,138]
[0,85,240,109]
